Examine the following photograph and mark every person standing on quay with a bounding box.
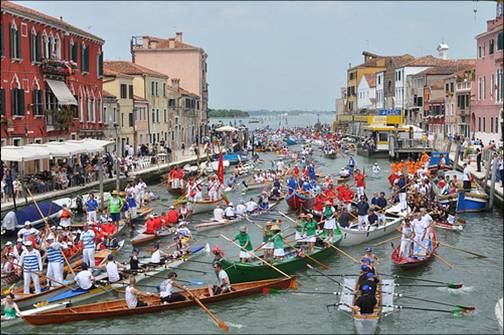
[476,148,482,173]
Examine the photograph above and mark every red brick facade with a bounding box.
[1,1,104,145]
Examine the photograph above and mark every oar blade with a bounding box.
[219,322,229,332]
[447,282,463,289]
[306,264,314,270]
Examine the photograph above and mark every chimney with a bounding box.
[171,78,180,92]
[168,39,175,48]
[175,32,183,43]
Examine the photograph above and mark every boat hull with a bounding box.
[338,216,403,247]
[22,277,296,326]
[391,230,438,269]
[456,191,488,213]
[286,191,314,211]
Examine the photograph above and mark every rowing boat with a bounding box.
[286,190,314,211]
[1,300,71,329]
[13,280,75,310]
[323,152,337,159]
[433,220,463,232]
[167,178,185,196]
[338,276,394,334]
[219,230,342,283]
[194,197,284,231]
[391,229,438,269]
[338,216,404,247]
[22,277,297,326]
[131,227,174,246]
[178,198,224,215]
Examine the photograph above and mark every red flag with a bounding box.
[217,150,224,184]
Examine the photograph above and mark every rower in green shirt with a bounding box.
[234,226,253,263]
[262,221,275,259]
[271,224,285,261]
[107,190,124,227]
[295,213,308,243]
[322,201,337,240]
[302,214,317,253]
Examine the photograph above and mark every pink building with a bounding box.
[471,4,503,144]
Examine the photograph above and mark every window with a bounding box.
[10,22,21,60]
[491,74,495,98]
[97,52,103,78]
[498,32,504,51]
[483,76,487,99]
[478,46,482,58]
[69,39,78,63]
[128,112,133,127]
[97,98,102,123]
[11,88,25,116]
[156,109,159,123]
[120,84,127,99]
[81,44,89,73]
[163,83,166,97]
[128,85,133,99]
[377,76,381,85]
[155,82,159,96]
[445,83,449,92]
[0,88,5,115]
[13,138,22,147]
[491,117,494,132]
[163,109,167,122]
[121,112,124,127]
[450,82,454,93]
[483,117,486,132]
[104,106,108,125]
[169,99,176,108]
[79,96,84,122]
[489,39,495,55]
[54,34,61,59]
[30,29,40,63]
[496,117,499,133]
[87,98,95,122]
[478,77,482,100]
[32,89,43,116]
[113,107,117,124]
[483,43,486,57]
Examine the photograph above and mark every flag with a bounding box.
[217,150,224,184]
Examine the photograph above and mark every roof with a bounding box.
[179,87,199,98]
[140,35,198,50]
[362,74,376,87]
[2,1,104,43]
[352,53,415,70]
[102,90,116,98]
[104,61,168,78]
[401,55,475,68]
[414,62,476,77]
[133,95,148,102]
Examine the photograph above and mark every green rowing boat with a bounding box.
[219,229,343,283]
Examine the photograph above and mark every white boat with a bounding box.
[384,203,411,217]
[496,297,503,333]
[338,216,404,247]
[182,198,224,215]
[1,300,71,329]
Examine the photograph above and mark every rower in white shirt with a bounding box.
[224,203,236,219]
[213,204,224,221]
[245,198,258,213]
[97,254,126,283]
[75,263,95,290]
[150,242,170,264]
[235,201,246,217]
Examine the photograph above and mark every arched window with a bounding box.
[81,43,89,73]
[48,32,55,59]
[10,74,24,116]
[42,31,49,59]
[32,78,43,116]
[10,21,21,59]
[54,33,61,59]
[97,95,102,123]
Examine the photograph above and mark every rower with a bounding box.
[233,226,253,263]
[338,208,350,228]
[420,208,433,249]
[360,272,378,295]
[351,285,377,315]
[395,172,407,211]
[262,221,275,259]
[165,206,179,226]
[18,241,42,294]
[375,192,387,224]
[296,214,307,242]
[322,201,336,239]
[235,200,246,217]
[159,272,188,304]
[356,196,370,230]
[245,197,258,214]
[1,293,21,321]
[44,235,65,287]
[126,192,138,220]
[224,202,236,220]
[208,262,233,297]
[97,254,126,283]
[144,215,157,234]
[367,209,379,228]
[85,193,99,223]
[125,275,156,309]
[75,263,96,291]
[107,190,124,227]
[58,204,73,228]
[17,221,39,243]
[81,223,96,269]
[271,224,285,261]
[2,253,17,275]
[258,192,270,210]
[150,242,170,264]
[354,169,366,198]
[363,247,380,265]
[129,248,141,272]
[357,265,372,287]
[177,202,191,221]
[213,204,225,221]
[411,211,428,258]
[301,214,317,253]
[400,219,414,258]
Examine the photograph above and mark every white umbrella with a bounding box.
[215,126,238,132]
[1,146,50,162]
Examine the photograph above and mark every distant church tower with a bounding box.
[437,40,449,60]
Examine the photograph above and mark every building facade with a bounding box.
[133,95,149,149]
[1,1,104,146]
[357,74,376,111]
[444,69,474,138]
[130,33,208,138]
[471,6,503,143]
[102,89,118,141]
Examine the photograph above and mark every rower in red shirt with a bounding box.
[293,165,300,178]
[152,213,162,231]
[165,206,179,226]
[100,219,117,238]
[144,215,157,234]
[90,222,104,240]
[313,194,325,213]
[354,169,366,197]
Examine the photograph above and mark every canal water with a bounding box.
[5,115,503,334]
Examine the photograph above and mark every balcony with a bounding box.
[41,59,78,79]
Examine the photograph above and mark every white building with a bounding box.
[357,74,376,111]
[375,71,384,109]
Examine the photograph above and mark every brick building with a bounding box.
[1,1,104,146]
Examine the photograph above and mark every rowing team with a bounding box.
[211,192,281,221]
[351,247,381,315]
[399,209,434,259]
[143,206,191,234]
[186,175,224,202]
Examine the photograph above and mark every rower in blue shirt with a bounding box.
[126,193,138,220]
[287,177,297,192]
[85,193,99,223]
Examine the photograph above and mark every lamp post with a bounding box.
[113,122,120,191]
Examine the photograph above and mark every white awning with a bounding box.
[1,146,51,162]
[45,141,87,156]
[46,79,78,105]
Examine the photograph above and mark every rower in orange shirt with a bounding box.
[420,152,430,166]
[390,162,398,174]
[397,160,405,175]
[407,160,416,177]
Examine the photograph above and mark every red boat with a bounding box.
[286,191,314,211]
[391,229,438,269]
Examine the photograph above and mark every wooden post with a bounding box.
[488,153,498,209]
[454,140,461,169]
[446,137,452,154]
[483,151,492,186]
[99,158,104,211]
[389,134,395,160]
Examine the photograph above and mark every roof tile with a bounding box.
[104,61,168,78]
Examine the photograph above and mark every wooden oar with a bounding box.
[24,187,77,278]
[403,239,454,269]
[183,284,229,332]
[437,241,487,258]
[220,234,291,279]
[394,293,475,311]
[12,262,74,291]
[306,264,355,292]
[380,273,463,289]
[248,218,329,269]
[278,211,359,264]
[373,235,400,247]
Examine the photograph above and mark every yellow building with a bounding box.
[346,51,387,113]
[102,68,135,157]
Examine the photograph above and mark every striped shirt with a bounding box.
[46,244,64,263]
[20,249,42,272]
[81,230,96,250]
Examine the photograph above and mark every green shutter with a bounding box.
[36,34,41,62]
[99,53,103,77]
[0,89,4,115]
[10,26,14,59]
[18,89,25,116]
[16,29,21,59]
[30,33,34,62]
[32,90,36,114]
[11,89,17,115]
[80,44,84,71]
[85,47,89,72]
[73,43,78,62]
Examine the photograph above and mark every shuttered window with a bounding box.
[10,24,22,60]
[70,41,78,63]
[128,85,133,99]
[81,44,89,73]
[120,84,127,99]
[97,53,103,77]
[32,89,43,116]
[11,88,25,116]
[0,88,5,116]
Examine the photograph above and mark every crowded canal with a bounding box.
[1,116,503,334]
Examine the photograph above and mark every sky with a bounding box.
[19,1,497,111]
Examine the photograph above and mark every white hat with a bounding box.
[107,218,113,222]
[8,252,16,257]
[46,235,55,241]
[17,238,23,243]
[229,202,233,207]
[24,241,33,246]
[5,241,12,246]
[24,221,31,226]
[51,226,57,230]
[57,226,63,230]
